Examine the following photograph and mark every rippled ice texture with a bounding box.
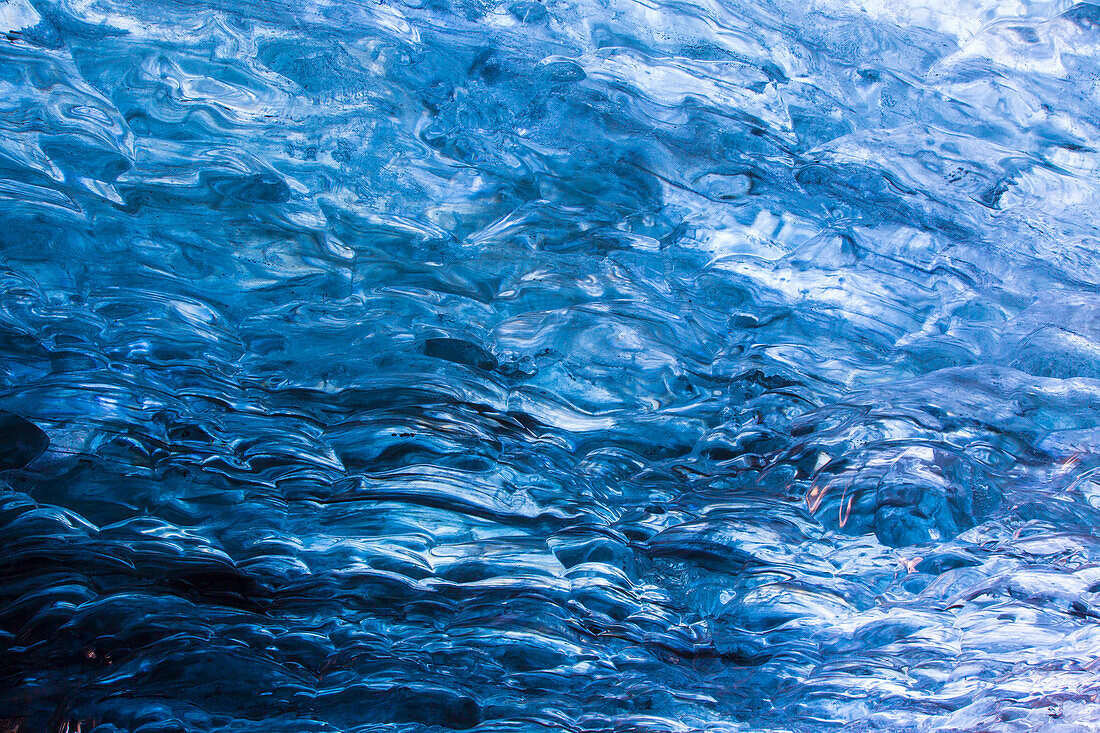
[5,0,1100,730]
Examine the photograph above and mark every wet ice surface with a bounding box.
[3,0,1100,730]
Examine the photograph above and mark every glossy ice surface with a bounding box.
[3,0,1100,731]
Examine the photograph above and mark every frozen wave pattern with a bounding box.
[2,0,1100,730]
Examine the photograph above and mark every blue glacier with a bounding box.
[3,0,1100,730]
